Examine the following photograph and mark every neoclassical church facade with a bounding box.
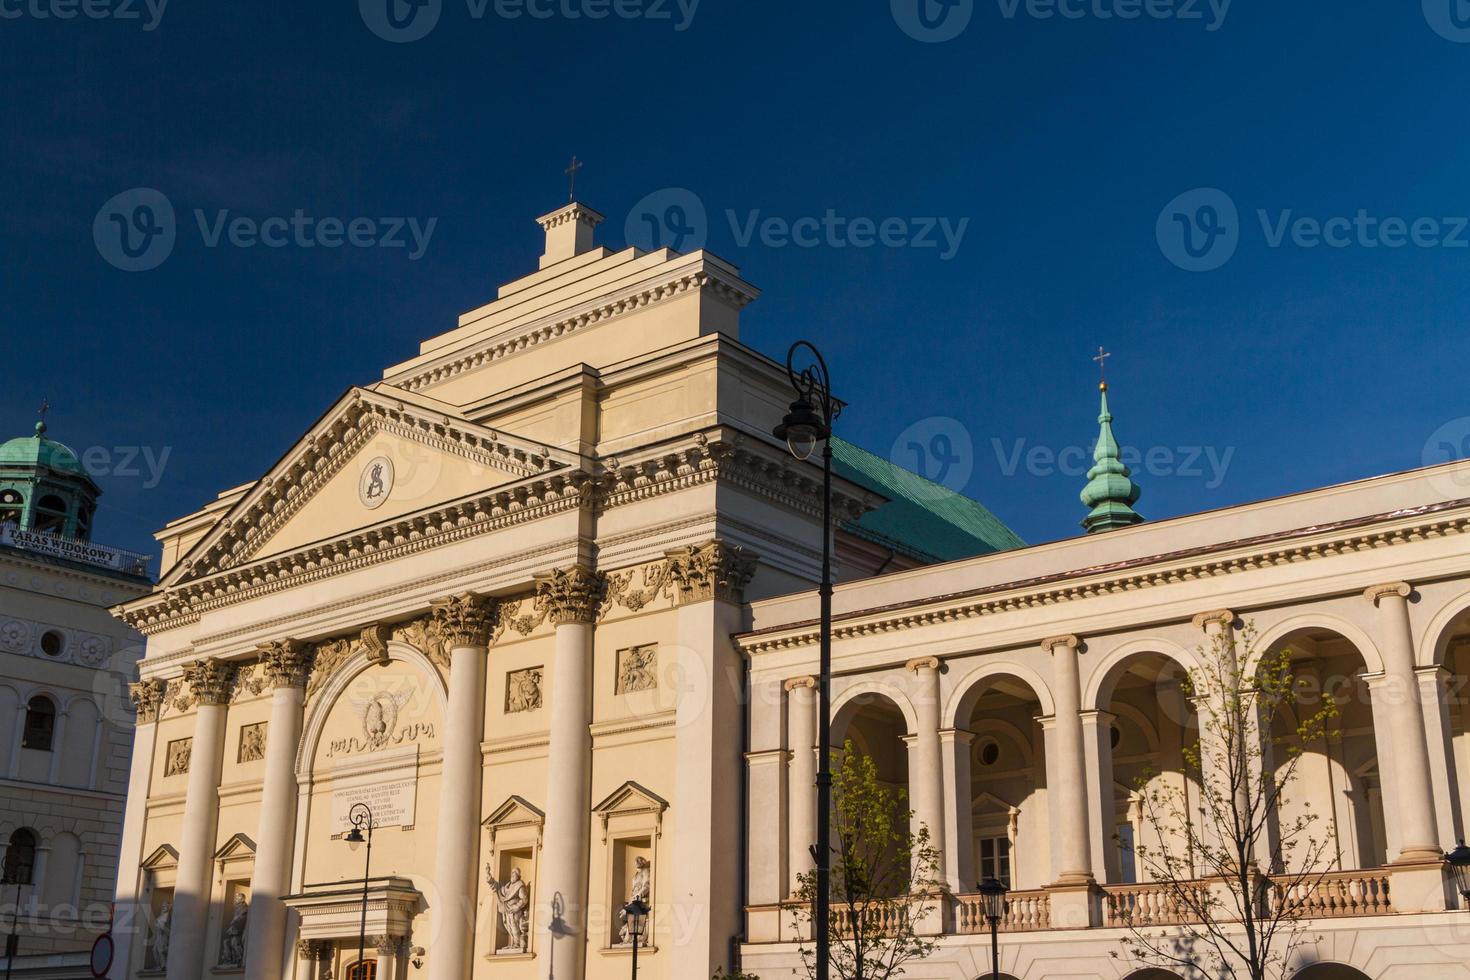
[110,202,1470,980]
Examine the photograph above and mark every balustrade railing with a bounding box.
[1103,881,1209,927]
[1271,870,1392,918]
[954,888,1051,933]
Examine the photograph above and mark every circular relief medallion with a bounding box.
[78,635,108,667]
[0,620,29,653]
[358,456,395,510]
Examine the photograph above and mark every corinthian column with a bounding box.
[785,676,817,898]
[534,566,604,980]
[1364,583,1442,862]
[427,594,495,980]
[243,640,313,980]
[111,680,165,979]
[166,658,235,980]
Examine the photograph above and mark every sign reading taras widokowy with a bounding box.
[0,522,146,573]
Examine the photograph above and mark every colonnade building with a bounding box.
[110,202,1470,980]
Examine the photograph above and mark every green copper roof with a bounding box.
[1080,383,1143,534]
[0,422,85,477]
[832,437,1024,562]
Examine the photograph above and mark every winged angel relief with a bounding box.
[326,685,433,757]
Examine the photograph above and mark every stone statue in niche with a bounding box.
[485,866,530,952]
[238,722,267,763]
[148,902,171,970]
[618,856,652,944]
[505,667,542,713]
[218,894,248,966]
[617,646,657,694]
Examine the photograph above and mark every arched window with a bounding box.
[34,495,68,534]
[0,489,21,526]
[22,696,56,751]
[2,828,38,885]
[345,961,377,980]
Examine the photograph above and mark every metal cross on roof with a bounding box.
[1093,346,1112,382]
[565,156,583,202]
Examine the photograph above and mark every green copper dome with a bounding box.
[1080,383,1143,534]
[0,422,85,475]
[0,420,100,539]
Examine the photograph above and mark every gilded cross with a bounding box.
[1093,346,1112,382]
[37,399,49,425]
[565,156,583,202]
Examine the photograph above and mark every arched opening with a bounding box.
[830,690,911,899]
[344,960,377,980]
[2,828,38,885]
[33,494,68,534]
[1099,652,1199,884]
[0,489,21,526]
[1431,601,1470,846]
[953,673,1047,891]
[1265,628,1385,871]
[1123,971,1186,980]
[1292,964,1372,980]
[21,695,57,751]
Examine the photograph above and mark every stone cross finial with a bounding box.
[566,155,583,201]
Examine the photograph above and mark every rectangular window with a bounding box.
[977,835,1011,888]
[21,706,54,751]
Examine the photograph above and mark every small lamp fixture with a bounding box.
[773,396,828,461]
[622,899,650,941]
[1447,839,1470,907]
[345,825,366,847]
[977,877,1008,924]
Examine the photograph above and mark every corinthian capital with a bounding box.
[665,539,758,604]
[128,679,167,723]
[534,566,606,625]
[429,592,495,648]
[259,639,313,689]
[182,657,237,706]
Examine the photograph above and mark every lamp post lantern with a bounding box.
[1447,840,1470,909]
[772,340,839,978]
[977,876,1008,980]
[622,898,649,979]
[343,803,374,976]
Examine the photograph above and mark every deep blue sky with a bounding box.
[4,0,1469,564]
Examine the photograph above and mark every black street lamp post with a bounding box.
[1447,840,1470,909]
[772,340,839,979]
[343,803,375,976]
[622,898,649,979]
[977,877,1009,980]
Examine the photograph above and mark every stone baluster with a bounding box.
[535,565,604,980]
[427,594,495,980]
[165,658,235,980]
[244,639,314,980]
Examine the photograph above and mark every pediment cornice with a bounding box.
[162,387,577,589]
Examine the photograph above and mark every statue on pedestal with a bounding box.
[618,857,652,944]
[218,894,249,966]
[485,865,530,952]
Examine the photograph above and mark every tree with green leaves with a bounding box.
[1117,622,1340,980]
[790,740,941,980]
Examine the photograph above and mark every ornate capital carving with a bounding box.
[1042,634,1080,654]
[665,539,757,604]
[783,675,817,692]
[428,592,495,648]
[183,658,237,706]
[373,934,405,955]
[1191,609,1235,631]
[359,623,393,665]
[128,679,167,723]
[534,566,606,625]
[1364,581,1412,605]
[259,639,312,689]
[905,656,940,673]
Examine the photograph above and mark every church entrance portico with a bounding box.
[283,876,423,980]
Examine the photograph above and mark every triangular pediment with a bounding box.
[592,780,669,818]
[213,833,256,861]
[483,794,545,831]
[142,844,178,870]
[163,387,580,586]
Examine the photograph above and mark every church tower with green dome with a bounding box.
[1080,379,1144,534]
[0,418,102,540]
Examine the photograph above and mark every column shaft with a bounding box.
[1045,636,1093,884]
[905,658,946,883]
[785,678,817,898]
[244,640,310,980]
[165,665,231,980]
[112,681,163,979]
[939,729,974,893]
